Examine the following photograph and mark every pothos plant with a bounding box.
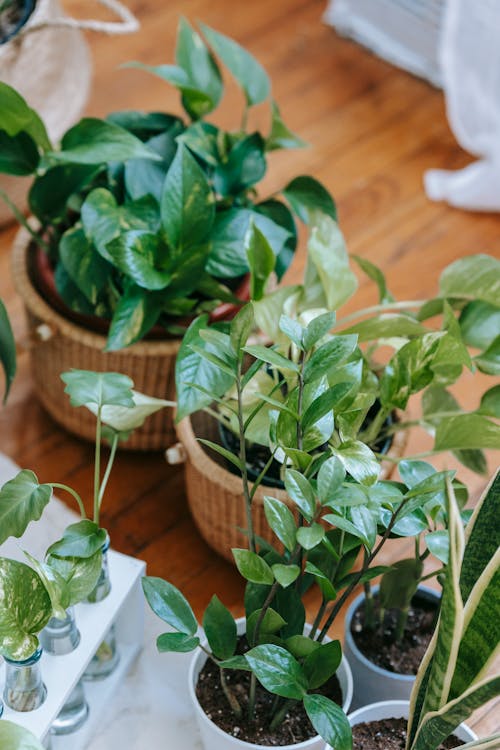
[0,18,336,350]
[143,304,471,748]
[404,471,500,750]
[0,296,16,402]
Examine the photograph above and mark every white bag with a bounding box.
[0,0,139,226]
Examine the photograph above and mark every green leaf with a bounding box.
[85,389,172,432]
[279,315,304,348]
[106,284,162,351]
[0,297,16,403]
[440,254,500,307]
[161,144,214,249]
[379,558,423,610]
[323,513,371,547]
[284,470,316,521]
[245,222,275,300]
[232,549,274,585]
[267,100,307,151]
[0,559,52,660]
[142,576,198,635]
[197,439,243,471]
[46,550,103,606]
[285,634,320,658]
[175,18,223,117]
[434,414,500,451]
[230,304,254,356]
[61,370,134,410]
[302,311,337,350]
[459,301,500,350]
[23,552,69,619]
[478,386,500,418]
[29,164,97,223]
[426,531,449,564]
[297,524,325,550]
[157,632,200,653]
[214,133,266,196]
[303,639,342,689]
[59,226,110,305]
[55,118,161,164]
[283,176,337,224]
[263,496,297,552]
[0,720,46,750]
[303,335,358,384]
[0,130,40,175]
[245,644,308,698]
[246,608,287,645]
[0,81,50,150]
[46,520,106,559]
[201,23,270,106]
[272,564,300,588]
[380,333,443,411]
[105,231,172,290]
[399,460,435,488]
[254,199,298,280]
[332,440,379,486]
[343,313,427,342]
[243,344,299,372]
[351,254,394,303]
[0,470,52,544]
[303,694,352,750]
[203,595,237,659]
[317,457,346,504]
[474,334,500,375]
[303,215,357,310]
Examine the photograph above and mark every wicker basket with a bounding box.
[174,410,409,562]
[12,228,180,451]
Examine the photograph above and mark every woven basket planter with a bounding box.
[12,229,180,451]
[173,410,408,563]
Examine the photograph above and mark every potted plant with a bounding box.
[143,305,476,750]
[338,470,500,750]
[172,225,499,560]
[0,18,335,449]
[0,296,16,402]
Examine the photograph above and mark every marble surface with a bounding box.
[0,452,203,750]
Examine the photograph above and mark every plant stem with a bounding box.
[248,673,257,720]
[98,431,119,509]
[394,607,408,643]
[310,598,328,639]
[93,407,102,525]
[220,668,242,718]
[236,366,255,553]
[249,448,278,502]
[0,188,50,253]
[270,698,296,730]
[359,405,389,446]
[49,483,86,519]
[336,300,427,328]
[420,568,443,582]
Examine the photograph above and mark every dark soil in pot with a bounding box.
[352,718,464,749]
[0,0,35,43]
[351,591,439,675]
[219,402,395,489]
[196,636,343,745]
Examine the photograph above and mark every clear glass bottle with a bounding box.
[83,535,119,680]
[0,697,3,717]
[40,607,89,734]
[43,733,53,750]
[3,647,46,712]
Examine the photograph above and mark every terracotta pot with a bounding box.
[189,618,353,750]
[343,585,440,709]
[172,411,408,562]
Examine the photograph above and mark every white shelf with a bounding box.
[0,549,146,749]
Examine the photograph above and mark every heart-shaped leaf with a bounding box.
[46,549,103,606]
[55,118,161,164]
[46,521,107,559]
[61,370,134,410]
[0,470,52,544]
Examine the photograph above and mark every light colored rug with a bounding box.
[0,452,202,749]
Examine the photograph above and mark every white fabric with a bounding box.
[0,452,202,749]
[424,0,500,210]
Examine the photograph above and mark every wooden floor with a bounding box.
[0,0,498,739]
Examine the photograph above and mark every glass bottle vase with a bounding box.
[3,647,46,712]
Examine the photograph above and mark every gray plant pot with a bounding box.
[343,585,440,709]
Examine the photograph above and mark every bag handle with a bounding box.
[18,0,139,36]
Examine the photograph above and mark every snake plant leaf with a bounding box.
[0,559,52,660]
[439,254,500,307]
[142,576,198,636]
[245,644,307,699]
[0,470,52,544]
[202,595,237,660]
[84,390,173,433]
[266,100,307,151]
[46,549,102,606]
[46,521,107,559]
[61,370,134,409]
[0,720,46,750]
[53,118,161,165]
[303,215,357,310]
[0,81,50,151]
[283,176,337,224]
[200,23,270,106]
[303,694,352,750]
[0,297,16,403]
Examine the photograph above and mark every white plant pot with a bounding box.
[188,618,353,750]
[343,585,440,709]
[345,700,477,745]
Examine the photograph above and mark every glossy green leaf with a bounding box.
[474,334,500,375]
[284,470,316,520]
[29,163,98,222]
[478,386,500,418]
[161,144,214,249]
[201,23,270,106]
[177,121,220,166]
[303,335,358,384]
[175,18,223,117]
[213,133,266,196]
[0,559,52,660]
[46,521,106,559]
[85,389,173,432]
[283,176,337,224]
[303,694,352,750]
[434,414,500,451]
[399,460,435,489]
[246,608,287,645]
[0,130,40,175]
[297,524,325,550]
[323,513,370,547]
[232,549,274,585]
[439,254,500,307]
[198,439,243,471]
[426,531,449,564]
[0,81,50,150]
[245,644,307,698]
[61,370,134,409]
[106,110,183,140]
[332,440,379,486]
[246,222,275,300]
[106,230,171,290]
[254,199,298,280]
[46,550,103,606]
[243,344,299,372]
[142,576,198,635]
[0,720,46,750]
[106,284,163,351]
[302,311,337,350]
[279,315,304,348]
[272,564,300,588]
[303,639,342,689]
[304,562,337,601]
[285,634,320,658]
[343,313,427,342]
[55,118,161,164]
[301,383,351,433]
[380,333,443,410]
[0,470,52,544]
[379,557,423,610]
[59,226,110,305]
[459,301,500,350]
[203,595,237,659]
[23,552,69,619]
[263,496,296,552]
[230,303,254,356]
[157,632,200,653]
[0,297,16,403]
[303,215,357,310]
[267,100,307,150]
[317,457,346,504]
[352,254,394,303]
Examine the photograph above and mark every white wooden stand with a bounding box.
[0,550,146,749]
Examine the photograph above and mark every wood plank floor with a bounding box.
[0,0,498,739]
